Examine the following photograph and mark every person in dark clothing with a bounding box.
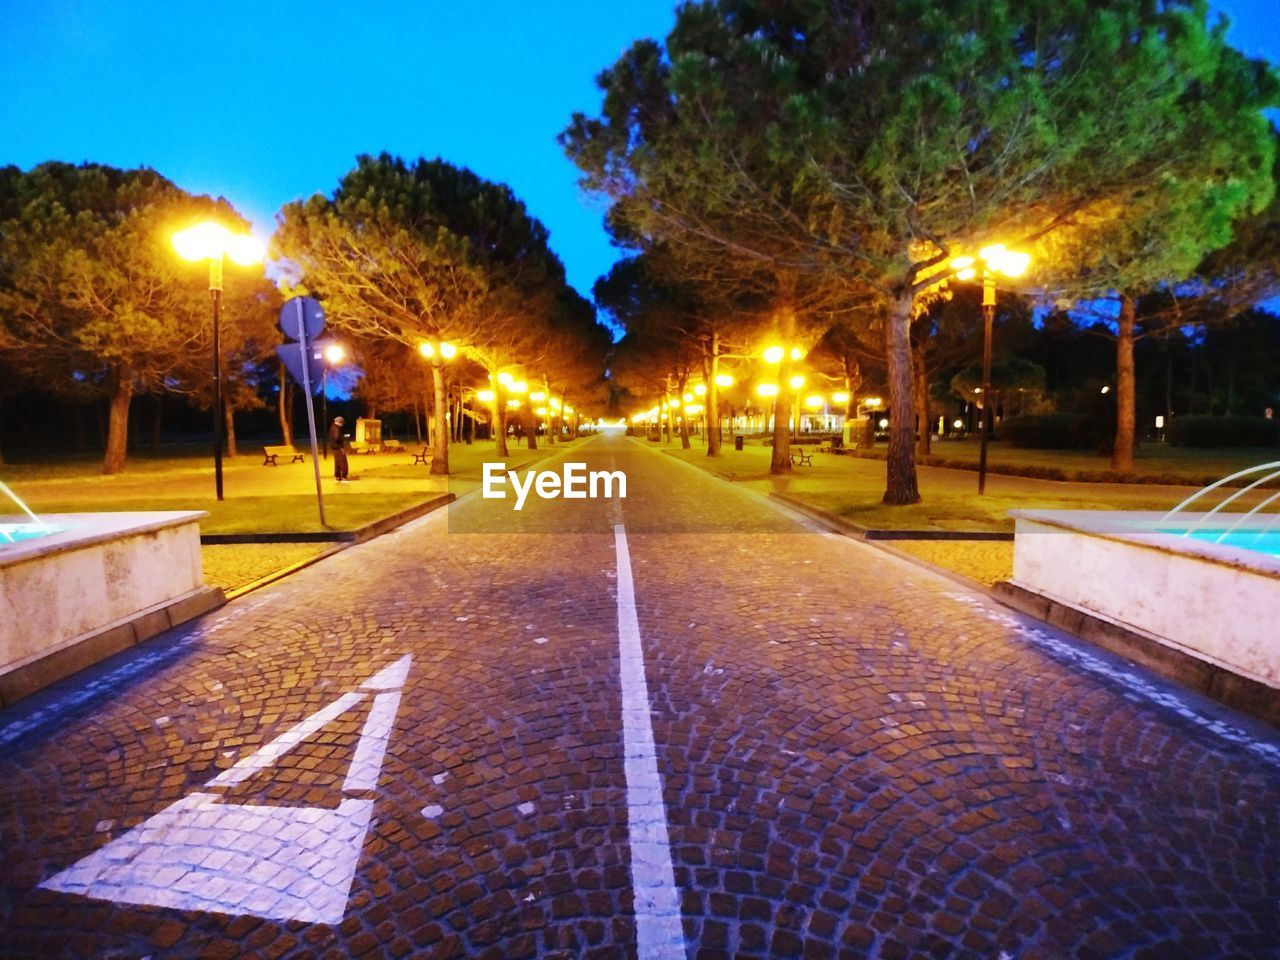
[329,416,350,481]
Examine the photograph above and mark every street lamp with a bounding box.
[950,244,1031,494]
[172,221,264,501]
[316,341,346,457]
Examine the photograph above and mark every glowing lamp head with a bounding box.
[535,407,548,417]
[530,390,547,402]
[564,405,573,414]
[953,419,964,429]
[693,383,707,396]
[763,345,785,364]
[832,391,850,404]
[439,341,458,359]
[788,374,805,390]
[878,418,889,429]
[172,222,230,261]
[497,371,514,388]
[477,389,495,403]
[865,397,882,408]
[512,380,528,394]
[322,343,346,365]
[804,395,824,410]
[714,373,734,388]
[418,341,434,358]
[790,347,804,361]
[682,392,693,403]
[549,398,562,410]
[225,233,264,266]
[756,383,779,398]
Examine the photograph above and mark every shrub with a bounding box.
[1169,415,1280,448]
[1002,413,1104,449]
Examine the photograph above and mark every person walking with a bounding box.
[329,416,350,482]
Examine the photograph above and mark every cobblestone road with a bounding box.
[1,434,1277,959]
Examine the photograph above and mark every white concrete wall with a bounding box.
[1011,511,1280,690]
[0,513,204,675]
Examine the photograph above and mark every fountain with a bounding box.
[0,481,224,708]
[995,463,1280,724]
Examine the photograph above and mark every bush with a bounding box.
[1170,415,1280,448]
[1002,413,1104,449]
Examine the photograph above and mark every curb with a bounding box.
[992,580,1280,728]
[768,492,1012,541]
[215,493,457,600]
[0,585,226,709]
[199,493,455,544]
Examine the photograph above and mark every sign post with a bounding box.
[279,296,328,526]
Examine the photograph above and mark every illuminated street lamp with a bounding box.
[172,221,264,501]
[316,341,346,458]
[714,373,734,388]
[950,243,1032,494]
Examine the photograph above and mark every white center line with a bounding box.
[613,521,686,959]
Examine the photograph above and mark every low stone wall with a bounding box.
[0,513,223,704]
[1008,509,1280,696]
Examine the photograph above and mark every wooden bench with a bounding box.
[412,446,430,465]
[263,444,304,465]
[382,438,404,453]
[791,450,815,467]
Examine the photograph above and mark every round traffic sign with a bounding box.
[279,296,326,340]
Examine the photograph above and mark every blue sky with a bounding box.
[0,1,1275,304]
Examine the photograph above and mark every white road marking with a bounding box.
[343,690,403,793]
[40,655,413,923]
[613,522,686,959]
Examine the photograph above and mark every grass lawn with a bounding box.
[659,440,1229,533]
[1,435,592,534]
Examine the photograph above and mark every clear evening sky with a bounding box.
[1,1,1276,304]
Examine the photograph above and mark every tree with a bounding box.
[565,0,1278,502]
[0,161,262,473]
[275,154,588,473]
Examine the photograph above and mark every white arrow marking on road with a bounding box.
[40,655,413,924]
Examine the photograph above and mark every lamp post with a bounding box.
[317,341,346,457]
[949,245,1031,494]
[172,222,264,501]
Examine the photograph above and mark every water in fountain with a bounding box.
[0,479,52,545]
[1159,461,1280,556]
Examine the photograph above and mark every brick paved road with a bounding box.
[1,433,1277,959]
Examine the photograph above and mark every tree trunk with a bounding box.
[151,394,163,453]
[526,405,538,450]
[224,404,238,458]
[913,342,930,460]
[103,364,133,475]
[706,335,722,457]
[678,374,691,449]
[770,304,797,474]
[430,361,449,475]
[1111,292,1136,472]
[883,291,921,504]
[495,401,508,456]
[413,398,423,444]
[278,364,293,445]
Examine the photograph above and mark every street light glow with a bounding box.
[682,392,694,403]
[693,383,707,396]
[714,373,734,387]
[439,341,458,359]
[172,222,263,265]
[497,371,514,387]
[763,345,785,364]
[756,383,779,397]
[531,390,547,402]
[832,391,850,404]
[477,389,495,402]
[790,347,804,361]
[323,343,346,365]
[788,373,805,389]
[418,341,434,358]
[804,395,824,410]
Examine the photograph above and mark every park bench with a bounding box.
[791,450,815,467]
[412,446,430,465]
[382,438,404,453]
[263,444,304,466]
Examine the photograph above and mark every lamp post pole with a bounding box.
[321,367,329,459]
[978,274,995,496]
[208,256,225,502]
